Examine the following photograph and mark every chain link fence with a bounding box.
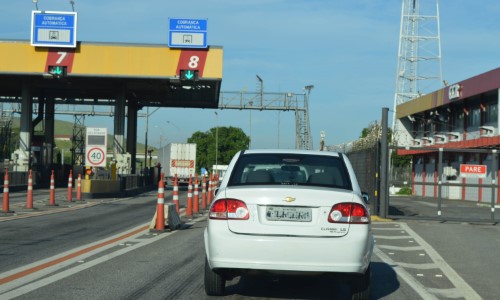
[327,122,381,215]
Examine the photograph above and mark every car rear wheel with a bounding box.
[351,264,371,300]
[204,257,226,296]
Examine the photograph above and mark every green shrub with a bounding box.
[397,187,412,195]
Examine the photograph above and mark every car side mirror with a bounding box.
[361,192,370,205]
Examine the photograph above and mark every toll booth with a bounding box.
[0,39,223,194]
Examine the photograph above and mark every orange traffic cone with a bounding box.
[2,168,13,213]
[76,174,82,201]
[201,175,207,209]
[215,174,220,188]
[155,173,166,231]
[193,175,199,214]
[186,175,193,217]
[26,169,34,209]
[48,170,57,206]
[207,174,213,204]
[67,170,73,202]
[172,174,179,213]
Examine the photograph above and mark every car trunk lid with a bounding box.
[221,186,356,237]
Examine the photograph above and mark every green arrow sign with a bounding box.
[180,69,198,81]
[52,66,63,75]
[185,70,194,80]
[48,65,66,77]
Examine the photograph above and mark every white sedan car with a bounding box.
[204,149,374,299]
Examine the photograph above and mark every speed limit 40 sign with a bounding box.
[86,147,106,167]
[86,127,107,167]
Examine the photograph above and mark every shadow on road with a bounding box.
[216,262,398,300]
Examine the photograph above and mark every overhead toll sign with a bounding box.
[31,11,77,48]
[0,41,221,78]
[0,40,222,108]
[169,18,207,48]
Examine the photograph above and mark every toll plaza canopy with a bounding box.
[0,39,223,108]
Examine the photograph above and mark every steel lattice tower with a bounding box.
[72,114,85,166]
[392,0,443,140]
[296,85,313,150]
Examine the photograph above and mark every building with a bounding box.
[395,67,500,202]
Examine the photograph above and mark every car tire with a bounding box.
[351,264,371,300]
[204,257,226,296]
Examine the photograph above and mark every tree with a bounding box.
[188,126,250,171]
[359,122,411,168]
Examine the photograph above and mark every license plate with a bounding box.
[266,206,312,222]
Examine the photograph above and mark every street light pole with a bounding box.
[144,107,149,167]
[144,107,160,169]
[154,125,165,149]
[249,101,253,149]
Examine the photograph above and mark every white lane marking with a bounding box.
[398,222,482,300]
[374,222,482,300]
[428,287,468,299]
[374,247,439,300]
[0,202,101,222]
[0,225,177,299]
[0,222,146,282]
[374,235,412,240]
[396,262,437,270]
[0,223,161,295]
[377,245,423,251]
[1,214,206,299]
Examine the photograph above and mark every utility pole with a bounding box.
[214,111,218,168]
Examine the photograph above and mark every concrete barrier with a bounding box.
[82,179,120,193]
[149,203,182,232]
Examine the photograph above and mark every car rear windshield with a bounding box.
[228,153,352,190]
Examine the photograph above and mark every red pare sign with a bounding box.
[460,164,487,178]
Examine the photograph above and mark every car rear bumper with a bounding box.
[204,221,374,274]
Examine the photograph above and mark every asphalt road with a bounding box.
[1,190,498,299]
[389,196,500,223]
[403,220,500,300]
[0,190,162,272]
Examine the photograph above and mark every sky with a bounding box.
[1,0,500,150]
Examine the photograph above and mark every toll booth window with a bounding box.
[87,135,105,145]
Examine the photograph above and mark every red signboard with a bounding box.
[176,49,208,77]
[45,48,76,73]
[460,164,487,178]
[171,160,195,168]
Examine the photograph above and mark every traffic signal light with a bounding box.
[48,65,67,78]
[179,69,199,81]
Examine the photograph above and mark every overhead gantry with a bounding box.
[0,39,223,176]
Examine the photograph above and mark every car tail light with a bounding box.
[209,199,249,220]
[328,203,370,224]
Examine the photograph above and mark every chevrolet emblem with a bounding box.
[283,196,296,203]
